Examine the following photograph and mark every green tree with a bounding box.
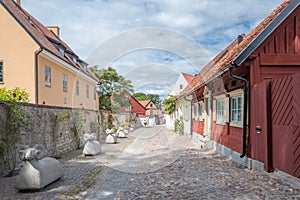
[90,66,134,112]
[133,92,148,101]
[163,95,177,115]
[133,92,162,108]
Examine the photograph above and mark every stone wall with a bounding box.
[0,101,99,176]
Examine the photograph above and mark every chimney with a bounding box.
[47,26,60,37]
[14,0,21,6]
[237,34,244,44]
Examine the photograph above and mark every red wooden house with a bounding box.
[119,95,146,117]
[180,0,300,178]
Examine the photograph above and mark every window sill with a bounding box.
[229,122,243,128]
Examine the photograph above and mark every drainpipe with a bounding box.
[228,63,248,158]
[184,95,193,138]
[35,48,43,104]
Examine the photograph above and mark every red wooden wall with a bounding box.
[192,120,204,136]
[252,6,300,85]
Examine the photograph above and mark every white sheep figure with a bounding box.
[117,127,127,138]
[15,144,64,190]
[105,128,117,144]
[83,133,101,156]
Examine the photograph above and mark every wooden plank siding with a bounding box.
[192,120,204,136]
[271,74,300,178]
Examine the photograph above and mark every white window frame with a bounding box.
[216,99,224,123]
[229,89,244,128]
[213,94,229,125]
[45,66,51,87]
[193,103,198,120]
[62,74,68,92]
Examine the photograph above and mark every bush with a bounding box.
[174,116,184,136]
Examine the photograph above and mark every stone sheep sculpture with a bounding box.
[15,144,64,190]
[117,127,127,138]
[105,128,117,144]
[83,133,101,156]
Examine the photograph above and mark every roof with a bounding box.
[182,73,195,83]
[1,0,97,81]
[130,96,146,114]
[178,35,245,98]
[179,0,295,98]
[139,100,151,108]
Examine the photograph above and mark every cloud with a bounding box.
[21,0,284,97]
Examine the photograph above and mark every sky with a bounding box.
[21,0,284,98]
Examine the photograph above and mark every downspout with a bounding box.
[228,63,248,158]
[35,48,43,104]
[184,95,193,137]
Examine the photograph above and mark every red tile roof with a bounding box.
[179,0,293,98]
[182,73,195,83]
[1,0,97,81]
[130,96,146,114]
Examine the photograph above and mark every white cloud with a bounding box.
[21,0,284,97]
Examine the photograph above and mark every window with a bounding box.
[62,74,68,92]
[76,80,80,95]
[231,96,242,122]
[45,66,51,87]
[86,85,89,98]
[59,47,64,56]
[180,84,183,89]
[64,97,67,104]
[193,104,198,119]
[198,103,203,120]
[183,105,189,121]
[94,86,96,100]
[216,99,224,122]
[0,61,3,83]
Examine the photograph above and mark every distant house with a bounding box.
[139,100,163,125]
[179,0,300,178]
[119,95,146,117]
[165,73,194,130]
[0,0,98,110]
[170,73,195,96]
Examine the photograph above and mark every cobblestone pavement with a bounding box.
[0,126,299,199]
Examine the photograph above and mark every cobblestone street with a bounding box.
[0,126,299,199]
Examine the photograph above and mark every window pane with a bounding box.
[76,80,79,95]
[0,61,3,82]
[86,85,89,98]
[63,74,68,92]
[45,66,51,86]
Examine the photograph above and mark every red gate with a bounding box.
[250,73,300,178]
[271,73,300,178]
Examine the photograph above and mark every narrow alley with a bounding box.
[0,126,299,199]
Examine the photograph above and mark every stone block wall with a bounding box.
[0,101,99,176]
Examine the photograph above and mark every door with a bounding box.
[206,98,211,138]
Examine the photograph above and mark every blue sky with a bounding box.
[22,0,284,97]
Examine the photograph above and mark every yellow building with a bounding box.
[139,100,160,117]
[0,0,98,110]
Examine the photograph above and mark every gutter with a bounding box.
[228,63,248,158]
[184,95,193,137]
[35,48,43,104]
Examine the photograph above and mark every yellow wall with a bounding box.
[0,5,98,110]
[38,55,98,110]
[0,5,39,102]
